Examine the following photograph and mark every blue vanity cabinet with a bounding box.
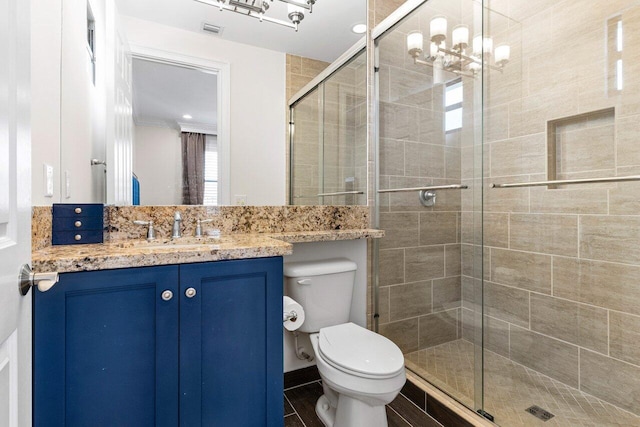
[34,265,180,427]
[179,257,284,426]
[34,257,283,427]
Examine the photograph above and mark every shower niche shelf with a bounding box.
[547,107,615,189]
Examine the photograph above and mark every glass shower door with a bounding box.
[482,1,640,425]
[373,0,485,414]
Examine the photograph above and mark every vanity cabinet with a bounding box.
[34,257,284,427]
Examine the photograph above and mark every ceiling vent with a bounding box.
[202,22,223,35]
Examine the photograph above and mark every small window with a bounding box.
[203,135,218,206]
[607,16,623,94]
[87,3,96,85]
[445,79,463,132]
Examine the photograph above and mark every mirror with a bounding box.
[132,58,219,205]
[34,0,366,206]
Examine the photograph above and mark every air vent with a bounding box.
[202,22,223,35]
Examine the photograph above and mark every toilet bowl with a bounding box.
[310,323,405,427]
[284,259,406,427]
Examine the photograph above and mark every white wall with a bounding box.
[30,0,62,205]
[122,17,287,206]
[283,240,368,373]
[133,125,182,205]
[59,0,108,204]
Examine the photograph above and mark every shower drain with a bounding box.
[525,405,555,421]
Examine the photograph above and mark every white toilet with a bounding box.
[284,258,406,427]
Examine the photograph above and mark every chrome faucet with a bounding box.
[172,212,183,238]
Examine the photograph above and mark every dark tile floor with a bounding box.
[284,380,443,427]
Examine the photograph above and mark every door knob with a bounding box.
[161,290,173,301]
[185,287,197,298]
[19,264,59,296]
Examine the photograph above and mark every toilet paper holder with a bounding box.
[283,310,298,323]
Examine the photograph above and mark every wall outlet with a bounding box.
[234,195,247,206]
[43,164,54,197]
[65,171,71,199]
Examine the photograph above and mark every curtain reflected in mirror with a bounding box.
[181,132,206,205]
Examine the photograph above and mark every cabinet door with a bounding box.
[180,257,284,426]
[34,266,179,427]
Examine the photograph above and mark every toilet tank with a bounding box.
[284,258,357,333]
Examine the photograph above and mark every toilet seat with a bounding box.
[318,323,404,379]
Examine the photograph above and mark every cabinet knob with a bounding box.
[74,207,82,214]
[185,287,197,298]
[161,290,173,301]
[74,234,82,241]
[74,220,82,228]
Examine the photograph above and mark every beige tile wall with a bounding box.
[286,54,329,204]
[287,53,367,206]
[375,0,479,354]
[458,0,640,415]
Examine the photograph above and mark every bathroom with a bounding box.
[2,0,640,426]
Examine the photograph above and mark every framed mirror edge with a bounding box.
[128,43,231,206]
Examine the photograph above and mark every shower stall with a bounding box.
[373,0,640,425]
[289,42,368,206]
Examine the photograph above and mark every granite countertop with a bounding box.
[32,229,384,273]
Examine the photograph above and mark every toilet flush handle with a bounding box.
[297,279,312,285]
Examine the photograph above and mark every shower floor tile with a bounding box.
[405,339,640,427]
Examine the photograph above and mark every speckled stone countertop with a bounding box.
[32,235,294,273]
[32,205,381,273]
[32,229,384,273]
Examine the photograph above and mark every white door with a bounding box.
[0,0,32,425]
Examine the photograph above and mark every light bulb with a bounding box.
[483,37,494,54]
[430,16,447,44]
[495,44,510,65]
[452,25,469,49]
[473,35,482,55]
[407,31,424,57]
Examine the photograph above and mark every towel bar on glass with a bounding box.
[377,184,468,193]
[491,175,640,188]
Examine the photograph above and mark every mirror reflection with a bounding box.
[132,59,218,206]
[34,0,366,206]
[290,48,367,206]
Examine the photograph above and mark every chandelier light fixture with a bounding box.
[194,0,317,31]
[406,16,510,83]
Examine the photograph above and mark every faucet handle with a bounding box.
[133,220,156,241]
[195,218,214,237]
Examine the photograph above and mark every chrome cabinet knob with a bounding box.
[185,287,197,298]
[74,234,82,241]
[74,207,82,214]
[161,290,173,301]
[74,220,82,228]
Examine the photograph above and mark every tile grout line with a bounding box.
[387,404,413,426]
[284,390,307,427]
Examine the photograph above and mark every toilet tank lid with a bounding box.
[284,258,357,277]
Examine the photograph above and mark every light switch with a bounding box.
[43,164,54,197]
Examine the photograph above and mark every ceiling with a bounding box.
[115,0,367,62]
[132,58,218,131]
